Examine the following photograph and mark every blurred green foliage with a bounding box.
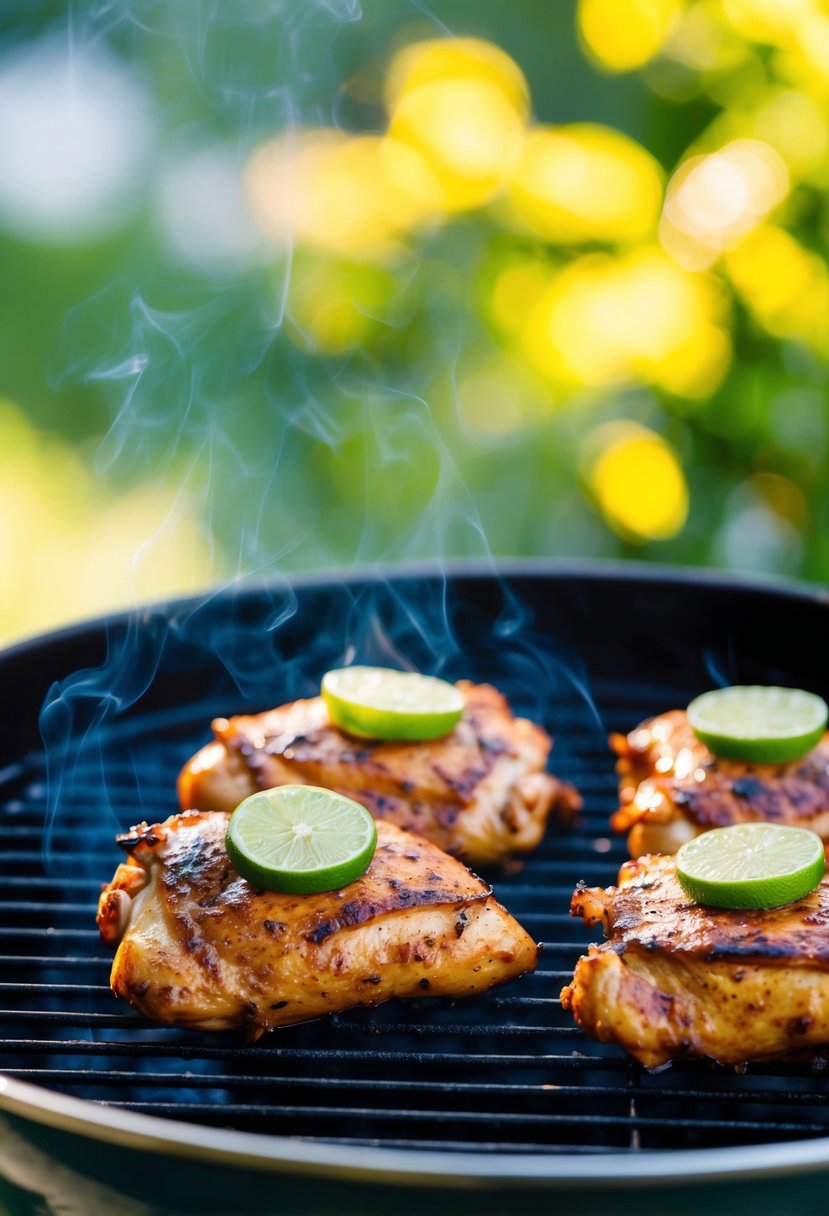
[1,0,828,642]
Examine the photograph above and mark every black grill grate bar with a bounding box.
[0,853,114,863]
[0,1042,628,1066]
[333,1022,580,1037]
[0,878,105,891]
[514,858,622,873]
[12,1070,829,1109]
[0,827,121,839]
[93,1101,829,1136]
[0,1071,628,1097]
[10,1045,829,1087]
[0,903,101,915]
[0,956,111,967]
[0,1010,577,1032]
[491,996,560,1008]
[558,741,625,755]
[0,1010,146,1026]
[0,929,100,939]
[0,983,113,995]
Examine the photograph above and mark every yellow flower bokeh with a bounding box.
[245,130,443,260]
[520,247,730,397]
[725,225,829,349]
[577,0,683,71]
[235,24,825,567]
[506,124,664,245]
[388,79,525,213]
[585,422,689,543]
[660,139,789,270]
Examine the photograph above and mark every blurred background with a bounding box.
[1,0,827,646]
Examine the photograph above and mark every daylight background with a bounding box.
[1,0,826,645]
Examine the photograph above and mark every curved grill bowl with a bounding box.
[1,561,829,1216]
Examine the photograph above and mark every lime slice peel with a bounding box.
[226,785,378,894]
[676,823,825,910]
[322,666,464,741]
[687,685,828,764]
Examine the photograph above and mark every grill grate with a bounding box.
[3,674,829,1158]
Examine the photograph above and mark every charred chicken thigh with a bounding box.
[97,811,538,1036]
[178,681,580,866]
[611,710,829,858]
[561,852,829,1068]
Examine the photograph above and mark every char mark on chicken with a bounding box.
[611,710,829,858]
[562,851,829,1068]
[178,681,581,866]
[98,812,539,1037]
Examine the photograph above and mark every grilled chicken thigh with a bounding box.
[178,682,580,866]
[561,853,829,1068]
[97,811,538,1036]
[611,710,829,858]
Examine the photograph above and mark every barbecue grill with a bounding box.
[1,561,829,1216]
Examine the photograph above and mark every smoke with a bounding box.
[38,564,605,876]
[43,0,559,597]
[32,0,607,864]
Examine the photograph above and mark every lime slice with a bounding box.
[676,823,825,910]
[321,666,464,741]
[687,685,828,764]
[225,785,378,894]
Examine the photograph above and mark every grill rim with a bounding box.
[2,554,827,663]
[6,1073,829,1189]
[4,556,829,1189]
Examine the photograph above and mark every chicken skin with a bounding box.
[97,812,539,1037]
[561,852,829,1068]
[611,710,829,858]
[178,682,580,866]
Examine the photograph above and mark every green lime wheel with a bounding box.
[225,785,377,894]
[675,823,825,910]
[321,666,464,741]
[687,685,828,764]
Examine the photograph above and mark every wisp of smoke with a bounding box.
[38,0,605,868]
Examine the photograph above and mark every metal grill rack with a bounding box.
[2,662,829,1158]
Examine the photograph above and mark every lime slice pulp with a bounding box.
[676,823,825,910]
[687,685,828,764]
[322,666,464,741]
[225,785,378,894]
